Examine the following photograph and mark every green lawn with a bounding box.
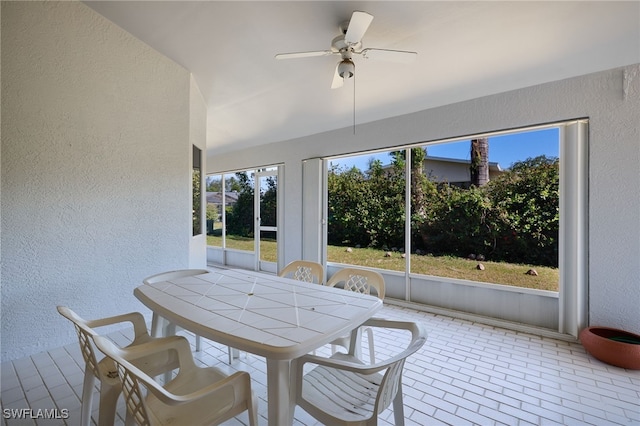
[207,235,559,292]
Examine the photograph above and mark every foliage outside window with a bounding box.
[192,145,202,236]
[204,172,255,251]
[206,170,277,257]
[327,151,406,272]
[328,127,560,292]
[225,172,255,238]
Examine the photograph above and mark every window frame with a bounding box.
[321,120,588,336]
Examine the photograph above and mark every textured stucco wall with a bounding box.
[1,2,194,360]
[189,75,208,268]
[210,65,640,335]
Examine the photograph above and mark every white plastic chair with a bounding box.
[326,267,386,362]
[143,269,209,351]
[57,306,179,426]
[279,260,324,284]
[295,318,427,425]
[93,334,258,426]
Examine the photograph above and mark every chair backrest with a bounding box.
[57,306,111,380]
[143,269,209,284]
[93,336,158,426]
[95,335,256,426]
[279,261,324,284]
[326,267,385,300]
[93,334,202,426]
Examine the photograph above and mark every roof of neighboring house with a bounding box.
[379,155,503,173]
[424,155,503,172]
[206,191,240,205]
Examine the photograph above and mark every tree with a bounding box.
[259,176,277,240]
[487,155,559,266]
[206,176,222,192]
[389,147,429,216]
[225,176,243,192]
[365,159,405,248]
[206,203,218,221]
[418,184,499,256]
[192,169,201,235]
[327,164,370,246]
[470,138,489,187]
[225,172,254,236]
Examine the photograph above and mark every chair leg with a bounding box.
[80,369,95,426]
[125,411,137,426]
[124,410,134,426]
[247,391,259,426]
[227,347,240,364]
[195,335,202,352]
[392,382,405,426]
[164,322,177,337]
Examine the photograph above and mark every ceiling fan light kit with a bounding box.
[338,59,355,79]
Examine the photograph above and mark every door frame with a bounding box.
[254,168,279,273]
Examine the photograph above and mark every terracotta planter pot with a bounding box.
[579,326,640,370]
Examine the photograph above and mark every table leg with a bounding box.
[150,313,161,337]
[266,359,294,426]
[150,315,177,383]
[228,347,240,364]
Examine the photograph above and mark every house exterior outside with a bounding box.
[206,191,240,211]
[205,191,239,233]
[422,155,503,187]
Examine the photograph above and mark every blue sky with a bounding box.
[330,127,559,171]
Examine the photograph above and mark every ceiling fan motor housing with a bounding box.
[331,34,362,53]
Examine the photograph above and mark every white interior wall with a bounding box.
[210,64,640,335]
[1,2,196,361]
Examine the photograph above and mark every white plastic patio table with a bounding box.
[134,268,383,425]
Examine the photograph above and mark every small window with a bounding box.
[192,145,202,236]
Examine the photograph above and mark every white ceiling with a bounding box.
[85,1,639,155]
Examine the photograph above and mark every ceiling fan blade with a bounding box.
[331,63,344,89]
[275,50,334,60]
[360,48,418,64]
[345,11,374,44]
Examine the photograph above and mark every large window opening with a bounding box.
[325,121,588,335]
[327,126,561,292]
[206,166,280,272]
[327,149,406,272]
[410,128,560,291]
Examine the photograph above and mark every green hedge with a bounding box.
[224,156,559,268]
[328,155,559,267]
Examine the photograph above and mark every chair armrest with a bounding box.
[85,311,149,340]
[302,318,428,375]
[148,371,252,407]
[298,353,390,376]
[116,335,193,367]
[94,334,189,378]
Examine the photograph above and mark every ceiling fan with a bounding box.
[275,11,417,89]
